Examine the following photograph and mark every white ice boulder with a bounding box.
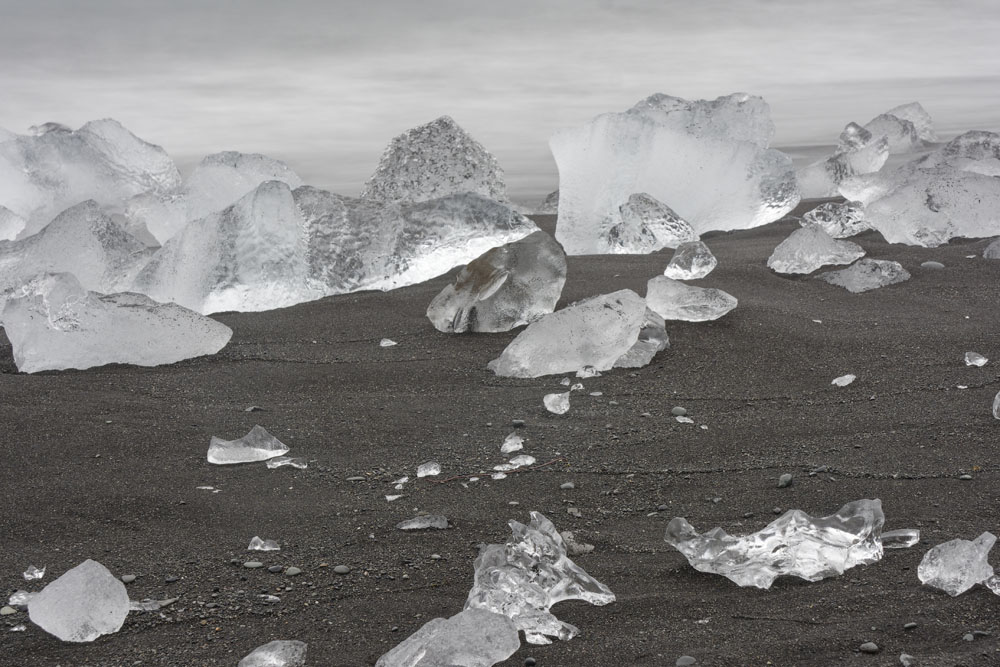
[28,559,129,642]
[918,532,996,596]
[767,225,865,274]
[646,276,737,322]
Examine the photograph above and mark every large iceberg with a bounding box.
[646,276,737,322]
[28,559,129,642]
[550,93,799,253]
[2,273,232,373]
[767,225,865,274]
[376,609,519,666]
[796,123,889,198]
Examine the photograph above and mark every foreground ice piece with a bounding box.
[767,225,864,274]
[882,528,920,549]
[864,103,935,154]
[465,511,615,644]
[797,124,890,198]
[664,499,885,589]
[917,532,996,596]
[646,276,737,322]
[23,565,45,581]
[543,392,571,414]
[248,536,280,551]
[376,608,519,667]
[207,426,290,465]
[28,559,129,642]
[417,461,441,477]
[493,455,536,472]
[551,93,798,254]
[265,456,307,469]
[604,193,699,253]
[663,240,717,279]
[817,259,910,293]
[800,200,869,238]
[500,432,524,454]
[396,515,449,531]
[488,289,667,377]
[965,352,988,367]
[426,230,566,333]
[832,374,856,387]
[238,639,307,667]
[2,273,232,373]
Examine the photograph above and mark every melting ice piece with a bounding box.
[426,230,567,333]
[207,426,290,465]
[493,455,537,472]
[800,200,870,238]
[664,499,886,589]
[965,351,988,367]
[488,289,667,377]
[266,456,308,469]
[985,238,1000,259]
[917,532,996,596]
[248,536,280,551]
[576,365,601,378]
[417,461,442,477]
[379,338,397,347]
[863,103,934,154]
[8,590,35,610]
[796,125,889,198]
[28,559,129,642]
[465,511,615,644]
[2,273,232,373]
[882,528,920,549]
[544,392,571,414]
[501,432,524,454]
[396,515,449,530]
[663,241,717,280]
[817,259,910,293]
[551,92,798,254]
[601,193,699,253]
[238,639,308,667]
[23,565,45,581]
[0,204,26,241]
[536,190,559,215]
[767,225,865,274]
[832,374,856,387]
[375,608,519,667]
[646,276,737,322]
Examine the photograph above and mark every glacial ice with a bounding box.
[663,240,717,279]
[375,608,519,667]
[23,565,45,581]
[767,225,865,274]
[543,391,571,414]
[426,230,566,333]
[8,590,34,610]
[797,124,889,198]
[864,103,935,154]
[417,461,441,477]
[917,532,996,596]
[985,238,1000,259]
[501,433,524,454]
[248,536,280,551]
[28,559,129,642]
[800,201,869,238]
[551,92,799,254]
[207,426,290,465]
[0,204,26,241]
[2,273,232,373]
[265,456,308,469]
[493,455,536,472]
[882,528,920,549]
[536,190,559,214]
[464,511,615,644]
[487,289,668,377]
[664,499,886,589]
[994,391,1000,419]
[832,374,857,387]
[965,352,988,367]
[816,259,910,293]
[601,193,700,253]
[238,639,308,667]
[646,276,737,322]
[396,515,449,530]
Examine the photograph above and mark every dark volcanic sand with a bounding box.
[3,204,1000,666]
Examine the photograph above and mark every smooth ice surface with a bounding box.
[800,201,869,238]
[543,392,571,414]
[917,532,996,596]
[500,433,524,454]
[646,276,737,322]
[0,204,26,241]
[882,528,920,549]
[600,193,699,253]
[238,639,307,667]
[376,608,519,667]
[28,559,129,642]
[417,461,441,477]
[536,190,559,215]
[984,238,1000,259]
[362,116,507,205]
[664,499,886,589]
[551,93,798,254]
[396,515,449,531]
[465,511,615,644]
[663,241,717,279]
[207,426,290,465]
[493,455,536,472]
[23,565,45,581]
[2,273,232,373]
[767,225,865,274]
[965,352,988,367]
[817,259,910,294]
[832,374,857,387]
[863,102,935,154]
[488,289,667,378]
[265,456,308,469]
[248,536,280,551]
[426,230,566,333]
[797,124,889,198]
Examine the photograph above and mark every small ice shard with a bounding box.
[832,374,856,387]
[560,377,571,386]
[129,597,178,612]
[23,565,45,581]
[767,225,865,274]
[2,272,232,373]
[8,590,35,610]
[375,608,519,667]
[265,456,308,470]
[536,190,559,215]
[396,515,450,531]
[796,125,889,198]
[576,365,601,378]
[544,392,571,414]
[238,639,308,667]
[646,276,737,322]
[493,455,537,472]
[207,426,290,465]
[10,625,25,632]
[676,416,694,424]
[662,240,717,280]
[465,511,615,644]
[386,494,403,502]
[917,532,996,596]
[392,476,409,490]
[664,499,886,589]
[817,259,910,293]
[379,338,398,347]
[417,461,442,477]
[965,351,988,367]
[882,528,920,549]
[605,193,699,253]
[569,382,584,391]
[500,433,524,454]
[426,230,567,333]
[491,472,507,480]
[248,536,280,551]
[28,559,129,642]
[799,200,870,238]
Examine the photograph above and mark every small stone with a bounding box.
[567,507,582,517]
[899,654,918,667]
[560,482,575,490]
[658,504,669,511]
[859,642,879,654]
[0,606,16,616]
[676,657,697,666]
[671,406,687,416]
[346,476,365,482]
[963,633,974,641]
[921,261,944,269]
[333,565,351,575]
[959,474,973,480]
[267,565,283,573]
[285,567,302,577]
[243,561,264,569]
[777,474,793,488]
[430,554,442,560]
[772,507,782,515]
[511,419,526,427]
[903,622,918,630]
[164,575,179,583]
[120,575,136,584]
[524,659,537,667]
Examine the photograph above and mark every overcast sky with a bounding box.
[1,0,998,201]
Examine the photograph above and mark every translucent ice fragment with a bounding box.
[864,103,934,154]
[985,238,1000,259]
[536,190,559,215]
[767,226,865,274]
[646,276,737,322]
[676,416,694,424]
[396,515,449,531]
[375,608,519,667]
[501,433,524,454]
[265,456,308,470]
[965,352,988,367]
[386,494,403,502]
[238,639,308,667]
[882,528,920,549]
[994,391,1000,419]
[817,259,910,293]
[207,426,290,465]
[465,511,615,644]
[832,374,856,387]
[379,338,397,347]
[800,201,870,239]
[23,565,45,581]
[248,536,280,551]
[664,499,886,589]
[544,392,571,414]
[797,128,889,198]
[491,473,507,480]
[8,590,34,610]
[576,366,601,378]
[28,559,129,642]
[494,455,537,472]
[0,204,26,241]
[605,193,699,253]
[417,461,442,477]
[129,597,177,612]
[663,241,717,280]
[917,532,996,596]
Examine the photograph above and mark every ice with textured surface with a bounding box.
[397,515,449,531]
[646,276,737,322]
[602,193,699,253]
[0,204,26,241]
[238,640,307,667]
[376,608,519,667]
[797,125,889,198]
[536,190,559,214]
[266,456,307,469]
[501,433,524,454]
[665,499,885,589]
[817,259,910,293]
[663,240,717,279]
[417,461,441,477]
[208,426,289,465]
[28,559,129,642]
[864,103,935,154]
[543,392,570,414]
[800,201,869,238]
[832,374,856,387]
[248,537,280,551]
[965,352,988,367]
[767,225,865,274]
[918,532,996,596]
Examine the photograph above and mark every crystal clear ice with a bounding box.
[646,276,737,322]
[817,259,911,293]
[767,225,865,274]
[28,559,130,642]
[207,426,290,465]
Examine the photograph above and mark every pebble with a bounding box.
[511,419,526,427]
[859,642,879,654]
[676,657,697,666]
[959,474,973,480]
[346,476,365,482]
[657,504,669,511]
[243,561,264,569]
[899,654,917,667]
[903,622,918,630]
[430,554,442,560]
[560,482,575,490]
[0,606,16,616]
[334,565,351,575]
[772,507,783,515]
[963,633,974,641]
[567,507,582,517]
[671,406,687,416]
[121,575,136,584]
[921,261,945,269]
[165,575,179,583]
[268,565,283,573]
[777,473,793,488]
[285,567,302,577]
[524,659,536,667]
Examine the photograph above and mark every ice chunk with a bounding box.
[883,103,937,143]
[536,190,559,214]
[599,193,699,253]
[207,425,290,465]
[493,455,536,472]
[864,103,934,154]
[610,306,669,369]
[129,597,177,612]
[882,528,920,549]
[488,289,667,377]
[917,532,996,596]
[9,590,35,610]
[662,240,717,280]
[576,365,601,378]
[426,230,567,333]
[0,204,26,241]
[265,456,308,469]
[993,390,1000,419]
[985,238,1000,259]
[817,259,910,294]
[396,515,449,530]
[646,276,737,322]
[248,536,280,551]
[500,432,524,454]
[543,391,571,414]
[2,273,232,373]
[797,126,890,198]
[28,559,129,642]
[417,461,441,477]
[767,225,864,274]
[379,338,397,347]
[800,201,869,238]
[832,374,856,387]
[465,511,615,644]
[551,93,799,254]
[238,639,308,667]
[965,352,988,367]
[375,608,519,667]
[23,565,45,581]
[362,116,507,205]
[837,122,875,152]
[664,499,885,589]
